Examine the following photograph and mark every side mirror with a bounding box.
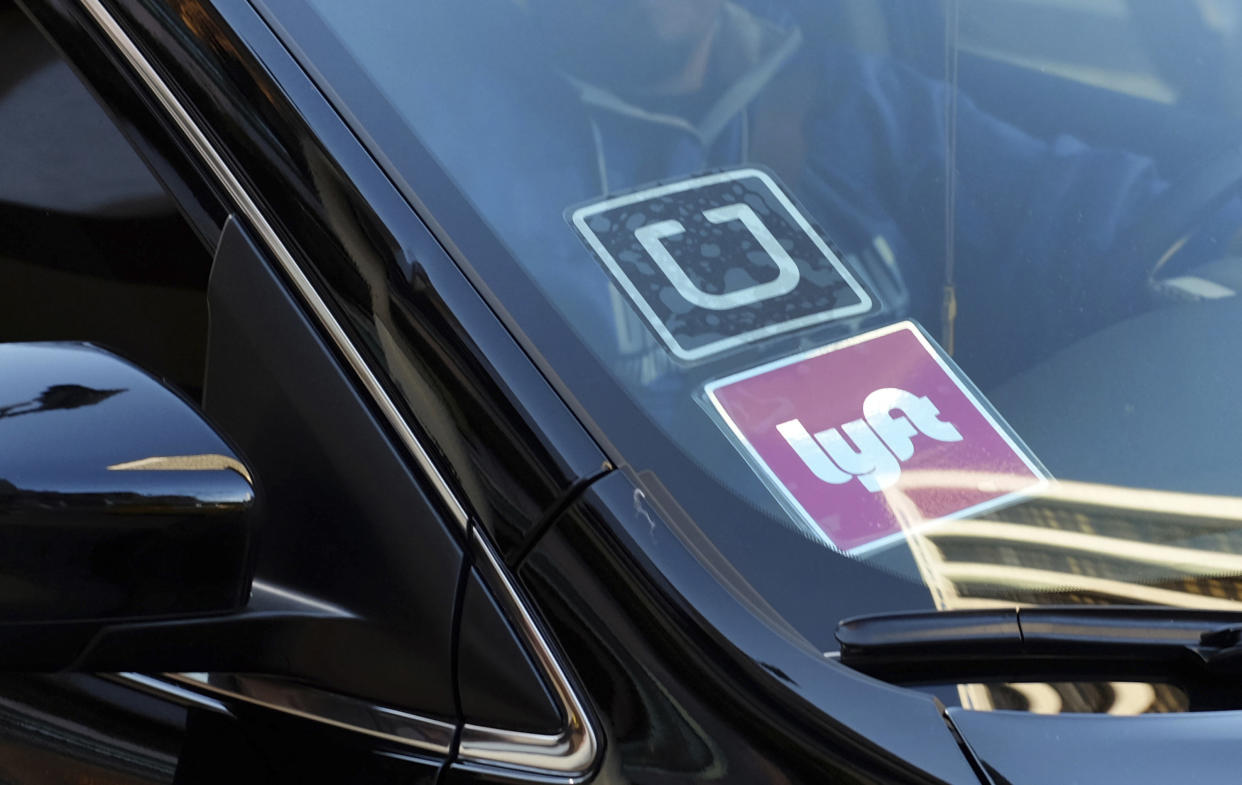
[0,342,256,622]
[0,343,257,665]
[0,342,357,676]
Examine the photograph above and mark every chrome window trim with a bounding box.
[461,527,597,777]
[167,673,458,754]
[77,0,598,778]
[114,672,458,754]
[109,672,230,714]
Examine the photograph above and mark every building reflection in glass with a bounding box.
[880,471,1242,715]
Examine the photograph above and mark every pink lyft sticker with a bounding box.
[705,322,1047,554]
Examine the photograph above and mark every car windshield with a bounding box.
[260,0,1242,712]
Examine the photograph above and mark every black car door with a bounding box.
[0,0,590,781]
[0,2,459,778]
[4,0,607,780]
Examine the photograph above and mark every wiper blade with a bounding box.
[835,606,1242,685]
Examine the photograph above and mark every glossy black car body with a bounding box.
[6,1,1242,784]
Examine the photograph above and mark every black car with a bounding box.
[6,0,1242,783]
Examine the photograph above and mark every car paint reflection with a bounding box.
[871,471,1242,715]
[108,453,254,484]
[960,681,1190,715]
[0,384,125,419]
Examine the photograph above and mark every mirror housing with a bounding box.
[0,342,256,623]
[0,343,359,676]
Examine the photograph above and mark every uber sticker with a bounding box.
[706,322,1047,555]
[571,168,875,361]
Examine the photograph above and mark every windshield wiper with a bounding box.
[834,606,1242,687]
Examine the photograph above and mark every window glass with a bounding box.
[260,0,1242,714]
[0,3,211,397]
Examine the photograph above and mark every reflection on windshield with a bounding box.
[960,681,1190,715]
[899,475,1242,713]
[903,475,1242,608]
[270,0,1242,703]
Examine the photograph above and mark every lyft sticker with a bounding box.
[706,322,1047,554]
[571,168,876,361]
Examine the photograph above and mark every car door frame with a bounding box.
[12,0,604,780]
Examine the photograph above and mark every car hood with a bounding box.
[949,707,1242,785]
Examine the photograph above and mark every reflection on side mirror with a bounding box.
[0,342,256,623]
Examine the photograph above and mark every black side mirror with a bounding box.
[0,343,353,674]
[0,343,265,667]
[0,342,257,622]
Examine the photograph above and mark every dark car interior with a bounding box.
[804,0,1242,163]
[772,0,1242,498]
[0,1,211,399]
[283,0,1242,641]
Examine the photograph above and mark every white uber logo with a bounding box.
[777,388,962,492]
[570,168,874,361]
[634,203,801,310]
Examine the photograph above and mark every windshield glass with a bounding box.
[261,0,1242,714]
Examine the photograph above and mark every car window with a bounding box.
[960,0,1169,101]
[258,0,1242,715]
[0,1,212,398]
[0,0,473,741]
